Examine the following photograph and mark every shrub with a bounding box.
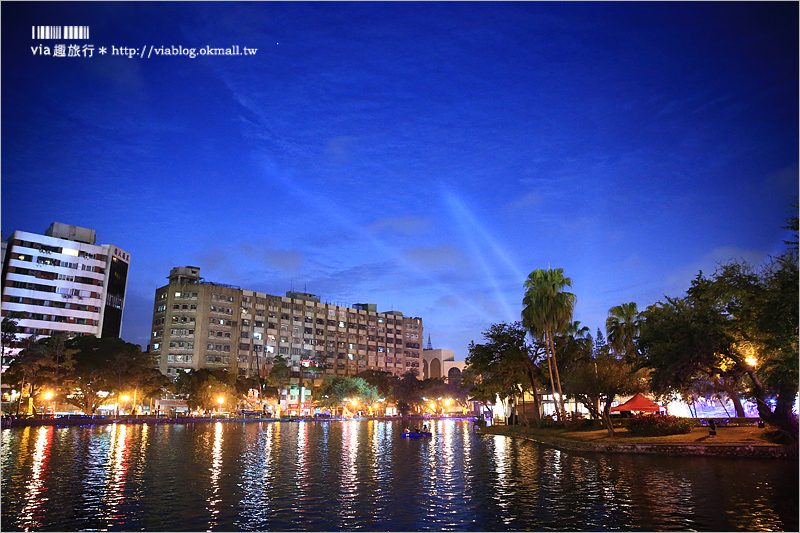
[625,414,694,437]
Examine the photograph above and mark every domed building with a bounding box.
[421,335,465,385]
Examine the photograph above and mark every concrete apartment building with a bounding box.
[151,266,424,382]
[1,223,131,364]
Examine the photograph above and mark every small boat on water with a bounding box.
[401,432,432,438]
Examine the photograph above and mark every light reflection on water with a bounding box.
[206,422,224,528]
[1,420,797,532]
[18,426,52,531]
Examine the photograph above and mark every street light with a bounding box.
[44,391,54,418]
[217,396,224,417]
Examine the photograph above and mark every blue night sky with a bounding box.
[2,2,797,360]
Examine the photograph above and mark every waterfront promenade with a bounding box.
[480,424,798,459]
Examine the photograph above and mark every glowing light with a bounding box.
[121,395,130,402]
[746,356,758,366]
[217,397,225,405]
[43,392,53,400]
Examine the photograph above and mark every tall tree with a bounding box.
[605,303,640,359]
[394,371,424,415]
[176,369,240,412]
[40,333,70,407]
[564,352,647,436]
[522,267,576,420]
[265,354,291,400]
[638,249,798,441]
[64,336,151,414]
[6,336,47,415]
[315,376,378,415]
[593,328,608,359]
[357,369,399,401]
[1,312,23,366]
[464,322,543,425]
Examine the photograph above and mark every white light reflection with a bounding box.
[206,422,224,523]
[100,424,130,524]
[491,434,511,517]
[18,426,53,531]
[295,421,309,506]
[338,421,359,520]
[262,423,275,489]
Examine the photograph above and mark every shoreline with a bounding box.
[479,425,798,459]
[0,414,474,429]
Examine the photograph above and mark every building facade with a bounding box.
[150,266,424,381]
[422,347,465,385]
[1,223,131,363]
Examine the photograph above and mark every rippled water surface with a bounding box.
[1,419,797,531]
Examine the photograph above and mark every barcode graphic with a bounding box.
[31,26,90,39]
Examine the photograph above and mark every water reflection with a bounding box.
[338,421,359,523]
[18,426,52,531]
[103,424,130,523]
[1,420,797,532]
[206,422,224,527]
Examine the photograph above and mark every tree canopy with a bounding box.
[637,221,798,441]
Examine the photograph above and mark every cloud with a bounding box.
[323,136,358,164]
[404,243,467,270]
[265,249,306,272]
[507,190,541,210]
[436,295,461,308]
[369,216,431,235]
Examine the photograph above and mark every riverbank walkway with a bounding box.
[479,425,798,459]
[0,413,425,429]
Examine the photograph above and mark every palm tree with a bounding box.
[606,302,641,359]
[522,268,577,420]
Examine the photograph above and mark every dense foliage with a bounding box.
[637,210,798,441]
[4,334,168,414]
[625,415,694,437]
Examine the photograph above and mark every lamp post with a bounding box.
[44,391,54,418]
[217,396,224,417]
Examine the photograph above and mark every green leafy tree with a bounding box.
[522,268,577,420]
[357,369,400,400]
[638,241,798,441]
[394,371,425,415]
[464,322,544,425]
[5,335,47,415]
[606,303,641,359]
[176,368,240,412]
[265,354,291,400]
[64,336,152,414]
[41,333,70,406]
[1,312,23,366]
[593,328,607,356]
[564,352,647,436]
[315,376,379,415]
[553,320,594,415]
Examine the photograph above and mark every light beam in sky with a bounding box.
[441,186,521,323]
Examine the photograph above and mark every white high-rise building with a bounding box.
[1,223,131,365]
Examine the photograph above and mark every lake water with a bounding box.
[1,419,797,531]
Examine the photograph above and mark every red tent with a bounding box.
[610,393,664,413]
